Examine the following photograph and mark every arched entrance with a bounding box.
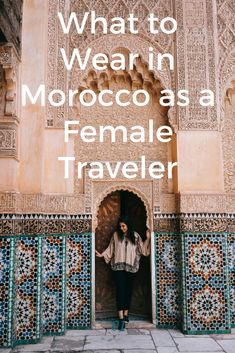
[95,190,152,322]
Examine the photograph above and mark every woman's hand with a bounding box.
[95,249,103,258]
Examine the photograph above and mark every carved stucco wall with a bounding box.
[0,44,20,159]
[0,0,234,214]
[46,0,175,129]
[218,0,235,101]
[0,0,22,161]
[44,0,178,216]
[0,65,6,117]
[45,0,227,132]
[218,0,235,202]
[223,83,235,195]
[72,58,173,215]
[175,0,219,130]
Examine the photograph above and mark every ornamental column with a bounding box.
[175,0,230,334]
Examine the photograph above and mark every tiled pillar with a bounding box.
[0,215,92,348]
[180,223,231,333]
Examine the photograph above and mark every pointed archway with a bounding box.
[95,189,152,322]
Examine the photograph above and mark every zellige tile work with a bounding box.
[228,232,235,327]
[182,233,230,334]
[0,237,15,347]
[0,215,92,348]
[66,233,92,328]
[13,236,42,343]
[0,213,234,348]
[42,236,66,334]
[154,232,180,327]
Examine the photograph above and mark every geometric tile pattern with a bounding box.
[154,232,180,327]
[228,233,235,327]
[0,228,92,347]
[13,237,42,344]
[0,237,15,347]
[42,236,66,334]
[182,233,230,334]
[66,234,92,328]
[0,214,234,347]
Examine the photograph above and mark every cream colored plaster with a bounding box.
[43,130,74,193]
[0,159,18,191]
[1,0,232,215]
[177,131,224,192]
[19,0,48,193]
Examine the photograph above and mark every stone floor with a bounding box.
[1,328,235,353]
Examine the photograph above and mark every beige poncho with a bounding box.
[101,231,150,273]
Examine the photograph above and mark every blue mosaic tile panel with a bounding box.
[155,232,180,327]
[182,233,230,333]
[13,236,42,343]
[228,233,235,326]
[0,238,15,347]
[66,233,92,328]
[42,236,66,334]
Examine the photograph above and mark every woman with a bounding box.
[95,215,151,330]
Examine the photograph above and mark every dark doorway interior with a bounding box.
[95,190,152,321]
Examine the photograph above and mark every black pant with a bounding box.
[113,270,135,311]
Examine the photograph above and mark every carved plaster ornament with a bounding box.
[0,65,6,115]
[47,0,173,128]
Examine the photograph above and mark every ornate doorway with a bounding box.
[95,190,152,321]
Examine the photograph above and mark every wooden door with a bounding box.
[95,191,121,319]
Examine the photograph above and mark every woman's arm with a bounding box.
[95,234,115,264]
[136,230,151,256]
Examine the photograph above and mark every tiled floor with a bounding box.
[1,328,235,353]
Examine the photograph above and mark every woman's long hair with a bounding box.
[116,215,136,244]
